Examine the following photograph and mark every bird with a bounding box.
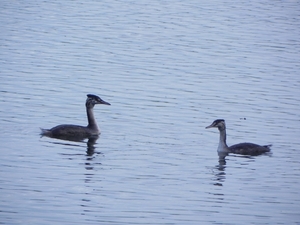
[41,94,110,141]
[206,119,271,157]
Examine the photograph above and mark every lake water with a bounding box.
[1,0,300,224]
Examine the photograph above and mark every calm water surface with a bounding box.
[1,0,300,224]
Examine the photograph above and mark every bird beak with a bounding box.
[205,124,215,129]
[98,99,111,105]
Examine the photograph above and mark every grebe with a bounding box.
[41,94,110,140]
[206,119,271,156]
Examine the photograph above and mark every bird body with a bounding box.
[41,125,99,139]
[229,142,271,155]
[41,94,110,141]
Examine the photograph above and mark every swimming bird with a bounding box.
[206,119,271,157]
[41,94,110,141]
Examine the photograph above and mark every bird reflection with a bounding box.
[41,130,103,214]
[86,136,98,156]
[41,133,100,157]
[218,152,228,164]
[213,155,227,186]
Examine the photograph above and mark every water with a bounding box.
[1,0,300,224]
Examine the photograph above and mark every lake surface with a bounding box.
[1,0,300,224]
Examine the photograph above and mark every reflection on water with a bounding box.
[217,151,272,163]
[41,135,100,157]
[213,149,273,186]
[86,136,98,156]
[213,160,227,186]
[218,152,228,162]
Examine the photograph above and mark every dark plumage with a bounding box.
[229,143,271,155]
[41,94,110,141]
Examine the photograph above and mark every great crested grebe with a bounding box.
[206,119,271,157]
[41,94,110,140]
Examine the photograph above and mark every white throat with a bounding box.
[217,127,230,153]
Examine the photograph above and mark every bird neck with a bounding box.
[86,106,99,130]
[218,126,230,153]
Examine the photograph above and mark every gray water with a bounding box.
[1,0,300,224]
